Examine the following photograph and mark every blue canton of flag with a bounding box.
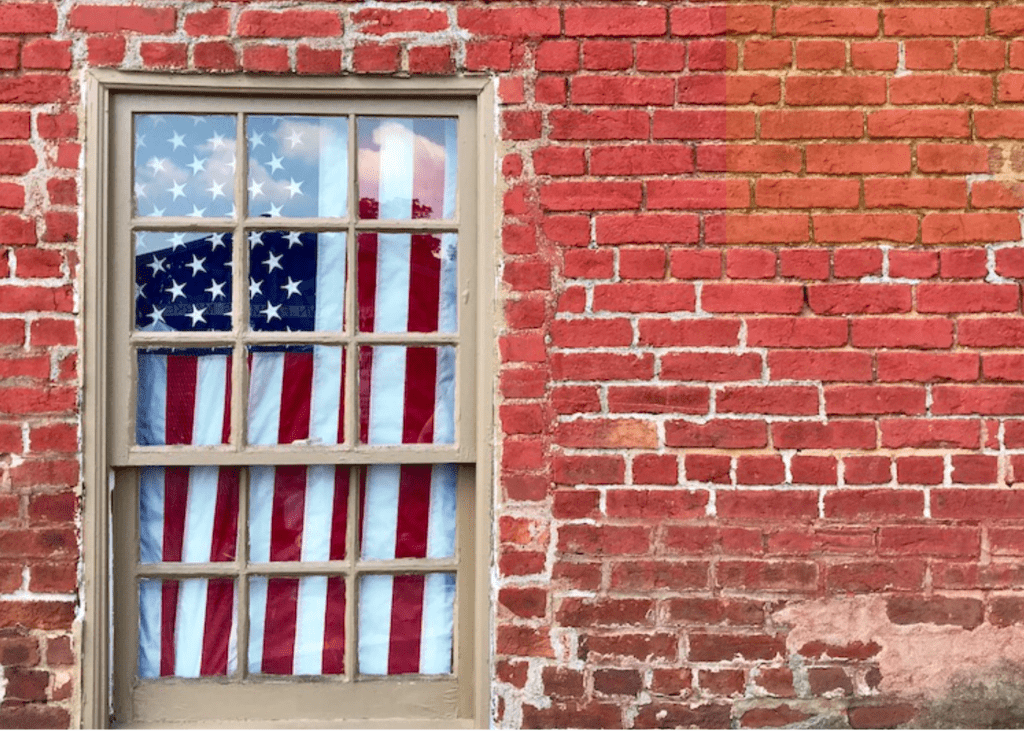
[248,230,322,332]
[135,232,233,332]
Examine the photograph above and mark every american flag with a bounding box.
[134,113,462,679]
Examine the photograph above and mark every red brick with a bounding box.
[353,43,401,73]
[884,7,986,37]
[238,10,341,38]
[826,560,926,592]
[566,6,666,37]
[826,489,923,519]
[702,283,804,313]
[194,41,236,71]
[868,109,970,138]
[662,352,761,381]
[666,419,767,449]
[809,284,911,315]
[21,39,71,70]
[825,385,925,415]
[807,144,911,174]
[773,420,876,449]
[607,386,709,415]
[184,8,229,36]
[747,317,847,347]
[843,456,893,485]
[459,7,560,37]
[726,249,775,279]
[878,352,978,382]
[777,6,878,36]
[591,145,693,175]
[880,526,980,557]
[787,76,886,106]
[140,42,186,69]
[769,350,873,381]
[744,40,793,71]
[70,5,176,33]
[652,110,755,141]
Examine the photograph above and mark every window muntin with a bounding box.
[104,92,480,726]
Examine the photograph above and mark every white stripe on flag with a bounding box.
[174,578,208,677]
[248,351,284,445]
[138,579,162,678]
[438,233,458,334]
[139,467,165,564]
[426,464,458,559]
[362,464,400,561]
[374,233,412,333]
[310,345,342,445]
[293,575,327,675]
[368,345,407,445]
[318,120,347,218]
[314,232,346,333]
[378,119,415,218]
[227,586,239,675]
[192,355,228,445]
[181,467,217,563]
[302,466,334,562]
[443,119,458,219]
[419,572,455,674]
[137,352,167,445]
[358,574,394,675]
[247,575,269,673]
[248,466,275,564]
[434,347,456,445]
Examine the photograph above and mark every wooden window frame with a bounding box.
[82,71,495,729]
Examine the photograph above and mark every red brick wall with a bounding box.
[3,0,1024,727]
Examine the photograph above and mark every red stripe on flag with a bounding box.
[277,351,313,444]
[221,354,232,444]
[402,347,437,444]
[408,234,441,333]
[199,578,234,676]
[261,577,299,675]
[394,466,432,560]
[210,468,238,562]
[322,576,346,674]
[165,355,198,444]
[356,468,368,556]
[269,465,306,562]
[387,574,425,675]
[159,581,179,677]
[330,468,349,561]
[337,354,346,444]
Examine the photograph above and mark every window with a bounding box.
[83,73,493,728]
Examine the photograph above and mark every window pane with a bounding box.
[138,578,236,678]
[137,348,232,446]
[246,116,348,219]
[139,466,239,564]
[357,117,457,220]
[248,230,347,332]
[358,573,455,676]
[248,576,346,676]
[135,231,232,332]
[134,114,236,218]
[360,464,457,561]
[357,233,457,334]
[359,346,455,445]
[247,346,345,446]
[248,465,349,563]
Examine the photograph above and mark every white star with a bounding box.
[167,180,186,200]
[207,180,226,199]
[263,302,282,322]
[169,232,186,250]
[186,255,206,276]
[267,154,284,173]
[249,131,265,149]
[186,305,207,327]
[149,204,166,216]
[264,251,283,273]
[285,231,303,248]
[167,131,186,150]
[148,306,165,325]
[147,157,166,174]
[286,128,304,149]
[248,231,264,248]
[135,133,146,149]
[208,132,228,150]
[210,232,226,250]
[146,256,166,275]
[280,277,302,298]
[134,181,147,199]
[267,202,283,217]
[165,279,186,301]
[187,155,207,175]
[135,281,146,299]
[187,204,207,217]
[248,179,264,198]
[249,278,263,298]
[205,279,226,300]
[285,178,304,198]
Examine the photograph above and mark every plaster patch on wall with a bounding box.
[774,595,1024,699]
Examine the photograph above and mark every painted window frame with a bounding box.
[83,70,494,729]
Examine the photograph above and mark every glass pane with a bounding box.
[357,117,457,220]
[137,348,232,446]
[248,576,346,675]
[360,464,457,561]
[139,466,239,564]
[135,231,232,332]
[359,346,455,445]
[134,114,236,218]
[358,573,455,676]
[138,578,236,678]
[357,233,457,334]
[246,115,347,219]
[248,465,349,563]
[248,230,347,332]
[247,346,345,446]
